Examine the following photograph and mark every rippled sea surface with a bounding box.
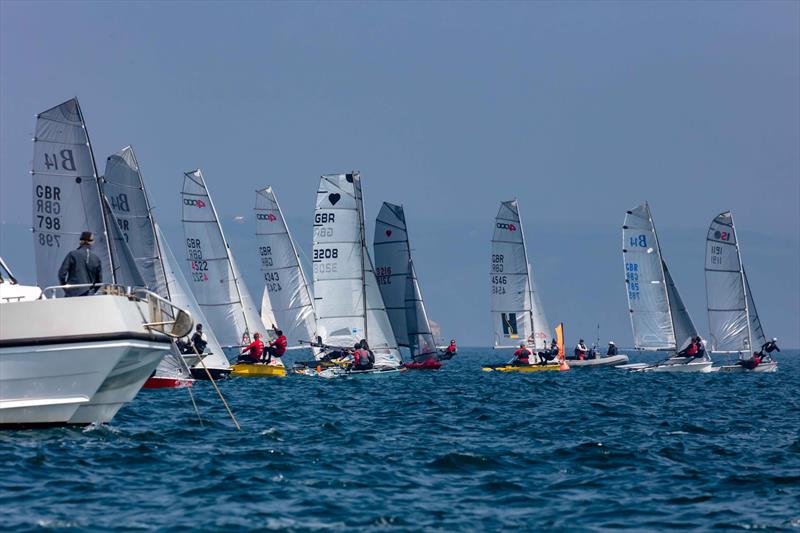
[1,349,799,531]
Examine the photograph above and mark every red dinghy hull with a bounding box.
[403,360,442,370]
[142,376,194,389]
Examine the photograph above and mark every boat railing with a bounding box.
[41,283,194,339]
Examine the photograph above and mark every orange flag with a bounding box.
[555,322,566,358]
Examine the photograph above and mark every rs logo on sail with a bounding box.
[496,223,517,232]
[256,213,277,222]
[183,199,206,208]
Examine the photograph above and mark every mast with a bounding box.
[184,170,252,340]
[354,172,368,341]
[730,214,753,352]
[77,100,117,284]
[515,199,537,343]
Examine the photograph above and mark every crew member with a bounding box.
[757,338,780,358]
[238,332,264,363]
[190,324,208,354]
[352,342,374,371]
[441,339,458,359]
[737,353,762,370]
[265,327,288,364]
[511,343,531,366]
[606,341,618,356]
[58,231,102,297]
[574,339,589,360]
[678,338,699,358]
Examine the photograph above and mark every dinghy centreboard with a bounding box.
[301,172,403,377]
[620,203,712,372]
[705,212,777,372]
[181,170,268,358]
[490,200,551,350]
[374,203,441,368]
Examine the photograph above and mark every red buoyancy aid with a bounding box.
[685,343,698,356]
[447,344,457,354]
[270,335,287,356]
[514,348,531,363]
[243,339,264,360]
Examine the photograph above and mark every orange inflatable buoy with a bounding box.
[559,360,570,371]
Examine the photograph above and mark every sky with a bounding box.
[1,1,798,347]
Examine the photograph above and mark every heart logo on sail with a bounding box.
[328,193,341,205]
[385,229,392,237]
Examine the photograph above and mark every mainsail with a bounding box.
[623,202,696,351]
[313,172,401,367]
[705,211,764,353]
[255,187,315,346]
[31,98,113,289]
[182,170,264,348]
[373,202,410,347]
[491,199,549,349]
[102,147,168,297]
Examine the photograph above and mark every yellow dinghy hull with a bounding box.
[482,362,569,373]
[231,363,287,378]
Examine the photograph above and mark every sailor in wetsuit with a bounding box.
[537,339,558,364]
[757,338,780,360]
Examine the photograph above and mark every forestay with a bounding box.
[373,202,410,347]
[313,173,401,367]
[157,223,228,370]
[182,170,264,348]
[255,187,315,346]
[529,269,551,349]
[491,200,548,348]
[31,98,113,289]
[102,147,168,297]
[743,270,766,349]
[405,259,438,360]
[705,211,762,353]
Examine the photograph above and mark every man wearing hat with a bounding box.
[58,231,103,297]
[606,341,618,356]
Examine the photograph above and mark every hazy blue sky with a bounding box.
[1,1,798,347]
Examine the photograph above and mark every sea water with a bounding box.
[1,349,798,531]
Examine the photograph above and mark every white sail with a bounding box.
[529,267,551,350]
[102,196,147,289]
[31,98,114,289]
[102,147,169,297]
[157,223,228,370]
[255,187,315,347]
[181,170,264,348]
[313,172,401,367]
[623,203,697,351]
[373,202,410,347]
[491,199,543,348]
[405,260,438,360]
[743,270,766,350]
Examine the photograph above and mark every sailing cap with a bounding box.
[772,337,777,342]
[79,231,94,242]
[609,341,615,345]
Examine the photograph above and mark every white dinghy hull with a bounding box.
[716,362,778,373]
[568,354,630,368]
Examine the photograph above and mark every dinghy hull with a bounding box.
[716,362,778,373]
[231,363,287,377]
[482,363,567,373]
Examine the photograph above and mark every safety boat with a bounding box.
[296,172,404,378]
[620,203,712,373]
[568,354,630,368]
[704,212,778,373]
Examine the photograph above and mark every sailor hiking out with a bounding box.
[440,339,458,360]
[537,338,559,364]
[58,231,103,297]
[264,325,287,364]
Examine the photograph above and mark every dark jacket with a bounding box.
[607,344,618,356]
[58,244,102,297]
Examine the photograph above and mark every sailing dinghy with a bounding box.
[182,170,276,376]
[295,172,404,378]
[484,200,563,372]
[705,212,777,372]
[102,146,195,387]
[619,203,712,372]
[374,202,442,369]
